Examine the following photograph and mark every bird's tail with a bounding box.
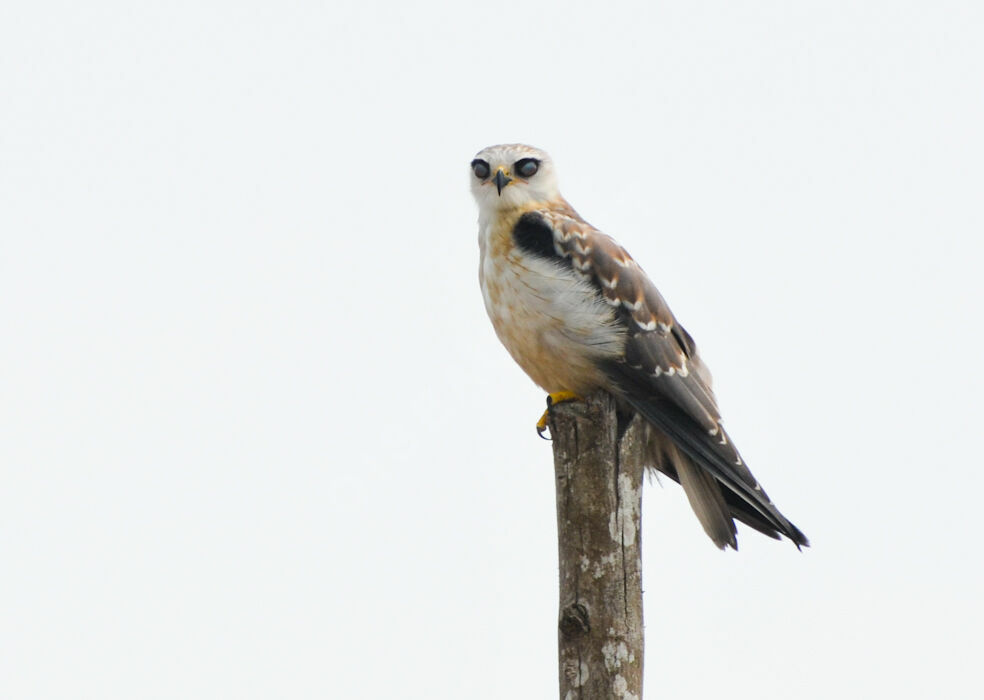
[639,417,810,550]
[650,433,737,549]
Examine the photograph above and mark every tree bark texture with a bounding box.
[550,393,645,700]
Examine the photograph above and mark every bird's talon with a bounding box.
[535,392,582,439]
[536,410,551,439]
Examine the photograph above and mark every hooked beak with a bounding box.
[494,169,512,196]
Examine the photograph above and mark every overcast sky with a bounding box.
[2,2,982,698]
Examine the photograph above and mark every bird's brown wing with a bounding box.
[538,204,809,548]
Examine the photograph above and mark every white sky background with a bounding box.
[1,1,982,697]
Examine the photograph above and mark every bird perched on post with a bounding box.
[470,143,808,550]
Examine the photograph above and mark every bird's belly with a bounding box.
[480,251,625,393]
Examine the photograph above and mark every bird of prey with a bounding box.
[470,143,808,550]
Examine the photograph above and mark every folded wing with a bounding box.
[537,205,809,549]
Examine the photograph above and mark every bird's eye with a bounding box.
[471,159,491,179]
[515,158,540,178]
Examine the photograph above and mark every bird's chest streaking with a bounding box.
[478,207,625,394]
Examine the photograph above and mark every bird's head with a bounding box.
[469,144,560,213]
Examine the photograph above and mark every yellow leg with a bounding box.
[536,391,583,439]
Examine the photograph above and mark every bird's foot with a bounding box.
[536,391,583,440]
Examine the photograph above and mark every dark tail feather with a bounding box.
[611,377,809,548]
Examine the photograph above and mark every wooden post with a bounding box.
[550,392,645,700]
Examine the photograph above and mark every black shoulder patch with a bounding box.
[512,212,561,260]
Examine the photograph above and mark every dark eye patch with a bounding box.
[471,159,491,179]
[515,158,540,178]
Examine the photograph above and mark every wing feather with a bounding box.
[535,203,809,548]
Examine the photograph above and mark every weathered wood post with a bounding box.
[549,392,646,700]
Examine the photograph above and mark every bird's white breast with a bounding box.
[478,216,625,394]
